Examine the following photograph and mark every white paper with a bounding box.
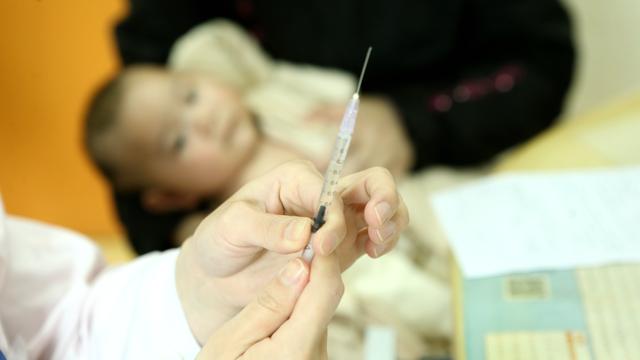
[431,167,640,278]
[364,326,396,360]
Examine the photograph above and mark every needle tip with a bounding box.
[355,47,373,95]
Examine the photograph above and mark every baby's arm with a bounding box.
[170,140,314,247]
[246,137,326,177]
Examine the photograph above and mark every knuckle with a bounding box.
[398,201,410,227]
[282,159,316,172]
[276,160,323,187]
[224,200,254,220]
[297,159,316,169]
[219,201,254,235]
[256,290,286,316]
[370,166,394,180]
[266,218,288,245]
[297,160,322,177]
[391,235,401,249]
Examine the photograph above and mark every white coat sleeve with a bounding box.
[0,214,201,360]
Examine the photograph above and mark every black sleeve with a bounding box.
[113,191,185,254]
[114,0,233,64]
[387,0,575,168]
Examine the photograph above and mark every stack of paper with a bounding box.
[432,167,640,278]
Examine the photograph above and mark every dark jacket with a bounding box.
[114,0,575,253]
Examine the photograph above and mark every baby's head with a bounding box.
[85,65,259,211]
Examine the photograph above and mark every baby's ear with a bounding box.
[141,188,200,213]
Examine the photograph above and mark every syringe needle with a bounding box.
[355,46,372,95]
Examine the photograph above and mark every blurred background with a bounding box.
[1,0,640,238]
[0,1,125,235]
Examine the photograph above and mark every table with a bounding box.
[452,93,640,359]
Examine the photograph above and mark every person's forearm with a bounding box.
[175,238,242,345]
[3,236,201,359]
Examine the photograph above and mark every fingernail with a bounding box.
[279,259,306,287]
[321,233,339,255]
[375,221,396,243]
[372,244,387,258]
[286,220,308,243]
[374,202,392,224]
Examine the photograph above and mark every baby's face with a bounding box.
[113,66,259,195]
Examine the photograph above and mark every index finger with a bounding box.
[232,160,324,217]
[230,160,349,257]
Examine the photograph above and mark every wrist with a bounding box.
[176,238,239,345]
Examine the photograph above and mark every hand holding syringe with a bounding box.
[302,47,372,262]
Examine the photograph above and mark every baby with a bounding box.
[86,20,359,246]
[85,64,325,244]
[88,65,288,209]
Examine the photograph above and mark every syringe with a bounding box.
[301,47,372,262]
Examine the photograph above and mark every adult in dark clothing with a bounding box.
[112,0,575,254]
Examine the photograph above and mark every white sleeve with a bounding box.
[0,215,201,360]
[75,250,201,360]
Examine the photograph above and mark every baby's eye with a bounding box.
[184,88,198,105]
[172,133,187,154]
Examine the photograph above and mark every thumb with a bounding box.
[199,259,309,359]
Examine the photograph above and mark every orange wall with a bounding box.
[0,1,126,235]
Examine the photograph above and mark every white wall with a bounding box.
[561,0,640,116]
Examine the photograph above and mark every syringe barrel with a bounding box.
[317,133,351,208]
[316,94,359,209]
[304,99,357,260]
[339,94,360,134]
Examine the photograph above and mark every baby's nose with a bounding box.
[193,115,214,136]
